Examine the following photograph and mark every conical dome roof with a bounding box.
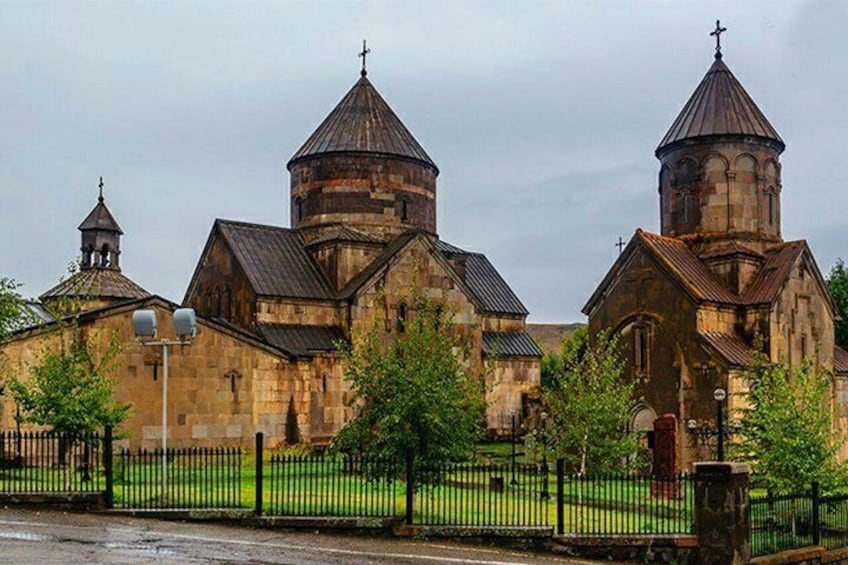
[288,75,438,173]
[656,56,784,155]
[78,197,123,234]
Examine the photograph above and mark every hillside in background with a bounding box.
[526,323,586,353]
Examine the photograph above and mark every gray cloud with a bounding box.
[1,1,846,323]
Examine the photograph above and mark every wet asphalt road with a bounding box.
[0,508,609,564]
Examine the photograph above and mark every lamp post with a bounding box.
[510,411,517,485]
[132,308,196,498]
[540,411,549,500]
[713,387,727,462]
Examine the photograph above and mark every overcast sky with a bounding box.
[1,1,846,323]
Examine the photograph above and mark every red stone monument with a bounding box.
[651,414,681,499]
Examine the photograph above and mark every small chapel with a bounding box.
[583,26,848,470]
[0,53,541,450]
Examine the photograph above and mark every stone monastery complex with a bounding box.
[2,35,847,469]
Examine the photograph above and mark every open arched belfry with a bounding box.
[584,27,848,470]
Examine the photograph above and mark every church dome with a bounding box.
[287,75,437,173]
[287,69,439,241]
[656,55,784,157]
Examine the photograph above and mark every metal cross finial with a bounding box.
[710,19,727,59]
[98,176,104,202]
[358,39,371,77]
[616,236,626,255]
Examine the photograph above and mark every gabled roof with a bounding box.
[305,224,381,247]
[657,56,784,155]
[40,268,149,301]
[78,198,123,234]
[338,230,529,316]
[741,242,805,305]
[257,323,345,357]
[482,332,543,358]
[214,220,335,300]
[288,75,438,173]
[699,331,753,367]
[583,230,738,315]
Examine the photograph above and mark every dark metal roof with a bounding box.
[78,199,123,234]
[40,268,149,301]
[741,242,805,305]
[482,332,543,358]
[835,346,848,375]
[217,220,335,300]
[637,231,739,304]
[463,253,529,316]
[700,331,753,367]
[257,323,345,357]
[288,76,438,172]
[657,56,784,155]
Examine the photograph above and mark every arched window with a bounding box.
[635,326,649,377]
[222,287,231,320]
[396,303,408,333]
[100,244,111,267]
[82,245,94,268]
[215,289,222,318]
[768,191,775,225]
[682,192,692,224]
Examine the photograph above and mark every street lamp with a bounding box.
[713,387,727,462]
[510,411,518,485]
[540,411,549,500]
[132,308,196,497]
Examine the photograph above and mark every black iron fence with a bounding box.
[0,430,104,494]
[416,460,549,527]
[113,445,243,510]
[263,452,403,518]
[558,472,695,536]
[750,482,848,557]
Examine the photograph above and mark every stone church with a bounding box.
[583,41,848,469]
[0,65,540,450]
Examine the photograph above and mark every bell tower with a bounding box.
[655,22,785,255]
[78,177,123,271]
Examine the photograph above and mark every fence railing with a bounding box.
[750,482,848,557]
[559,472,695,536]
[0,430,104,494]
[264,452,403,518]
[417,461,549,527]
[113,446,243,509]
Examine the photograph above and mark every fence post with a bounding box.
[104,425,114,509]
[556,458,564,535]
[694,462,751,565]
[254,432,264,517]
[812,480,821,547]
[405,449,414,525]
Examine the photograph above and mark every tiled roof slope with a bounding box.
[741,242,805,305]
[835,346,848,375]
[257,323,345,357]
[462,253,529,316]
[40,268,149,301]
[699,331,753,367]
[288,76,437,172]
[217,220,334,300]
[638,231,739,304]
[482,332,543,357]
[78,199,123,233]
[657,56,784,154]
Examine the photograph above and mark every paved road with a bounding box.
[0,508,607,564]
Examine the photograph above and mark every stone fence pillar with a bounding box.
[694,462,751,565]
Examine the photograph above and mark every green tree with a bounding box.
[333,296,485,488]
[543,330,638,475]
[9,325,130,437]
[0,277,36,340]
[735,351,846,493]
[540,326,588,391]
[827,259,848,351]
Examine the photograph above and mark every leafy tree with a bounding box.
[0,277,36,340]
[827,259,848,351]
[9,325,130,437]
[734,351,846,493]
[543,330,638,475]
[541,326,588,391]
[333,295,485,489]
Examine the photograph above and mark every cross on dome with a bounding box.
[710,19,727,59]
[358,39,371,77]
